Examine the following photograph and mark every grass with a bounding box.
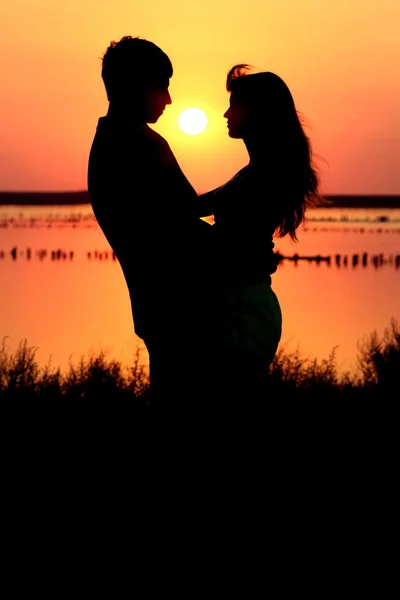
[2,318,399,402]
[1,322,398,518]
[1,319,398,454]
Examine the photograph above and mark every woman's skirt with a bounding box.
[220,280,282,366]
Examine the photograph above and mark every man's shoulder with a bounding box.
[142,126,173,156]
[96,117,167,144]
[91,119,170,166]
[143,125,167,144]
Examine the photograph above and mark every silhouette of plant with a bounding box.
[357,318,400,391]
[2,320,399,443]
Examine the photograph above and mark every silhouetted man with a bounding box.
[87,36,218,410]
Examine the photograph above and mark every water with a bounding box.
[1,204,400,378]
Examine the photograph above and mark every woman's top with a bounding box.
[200,165,280,285]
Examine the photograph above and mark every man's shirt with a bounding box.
[88,116,214,340]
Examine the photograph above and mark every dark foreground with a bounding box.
[1,332,396,591]
[1,318,398,488]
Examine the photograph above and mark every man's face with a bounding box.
[140,78,172,123]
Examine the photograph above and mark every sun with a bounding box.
[178,108,208,135]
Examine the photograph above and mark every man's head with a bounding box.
[101,36,173,123]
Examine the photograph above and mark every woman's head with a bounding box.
[224,64,299,140]
[224,64,325,240]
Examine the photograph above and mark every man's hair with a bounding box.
[101,36,173,101]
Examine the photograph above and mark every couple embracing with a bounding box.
[87,36,322,411]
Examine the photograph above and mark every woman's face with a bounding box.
[224,93,251,139]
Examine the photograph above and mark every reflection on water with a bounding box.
[1,205,400,377]
[2,204,400,226]
[1,205,400,270]
[307,207,400,224]
[2,245,400,271]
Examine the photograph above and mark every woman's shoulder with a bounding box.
[217,165,267,201]
[212,166,249,197]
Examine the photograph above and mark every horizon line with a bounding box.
[1,190,400,196]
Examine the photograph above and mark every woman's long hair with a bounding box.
[226,64,326,241]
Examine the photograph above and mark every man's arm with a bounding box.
[195,187,222,217]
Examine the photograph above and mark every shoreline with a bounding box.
[1,191,400,208]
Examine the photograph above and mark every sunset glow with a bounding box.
[0,0,399,194]
[178,108,208,135]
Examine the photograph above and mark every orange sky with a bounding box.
[0,0,399,194]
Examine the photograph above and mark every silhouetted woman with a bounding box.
[197,64,325,402]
